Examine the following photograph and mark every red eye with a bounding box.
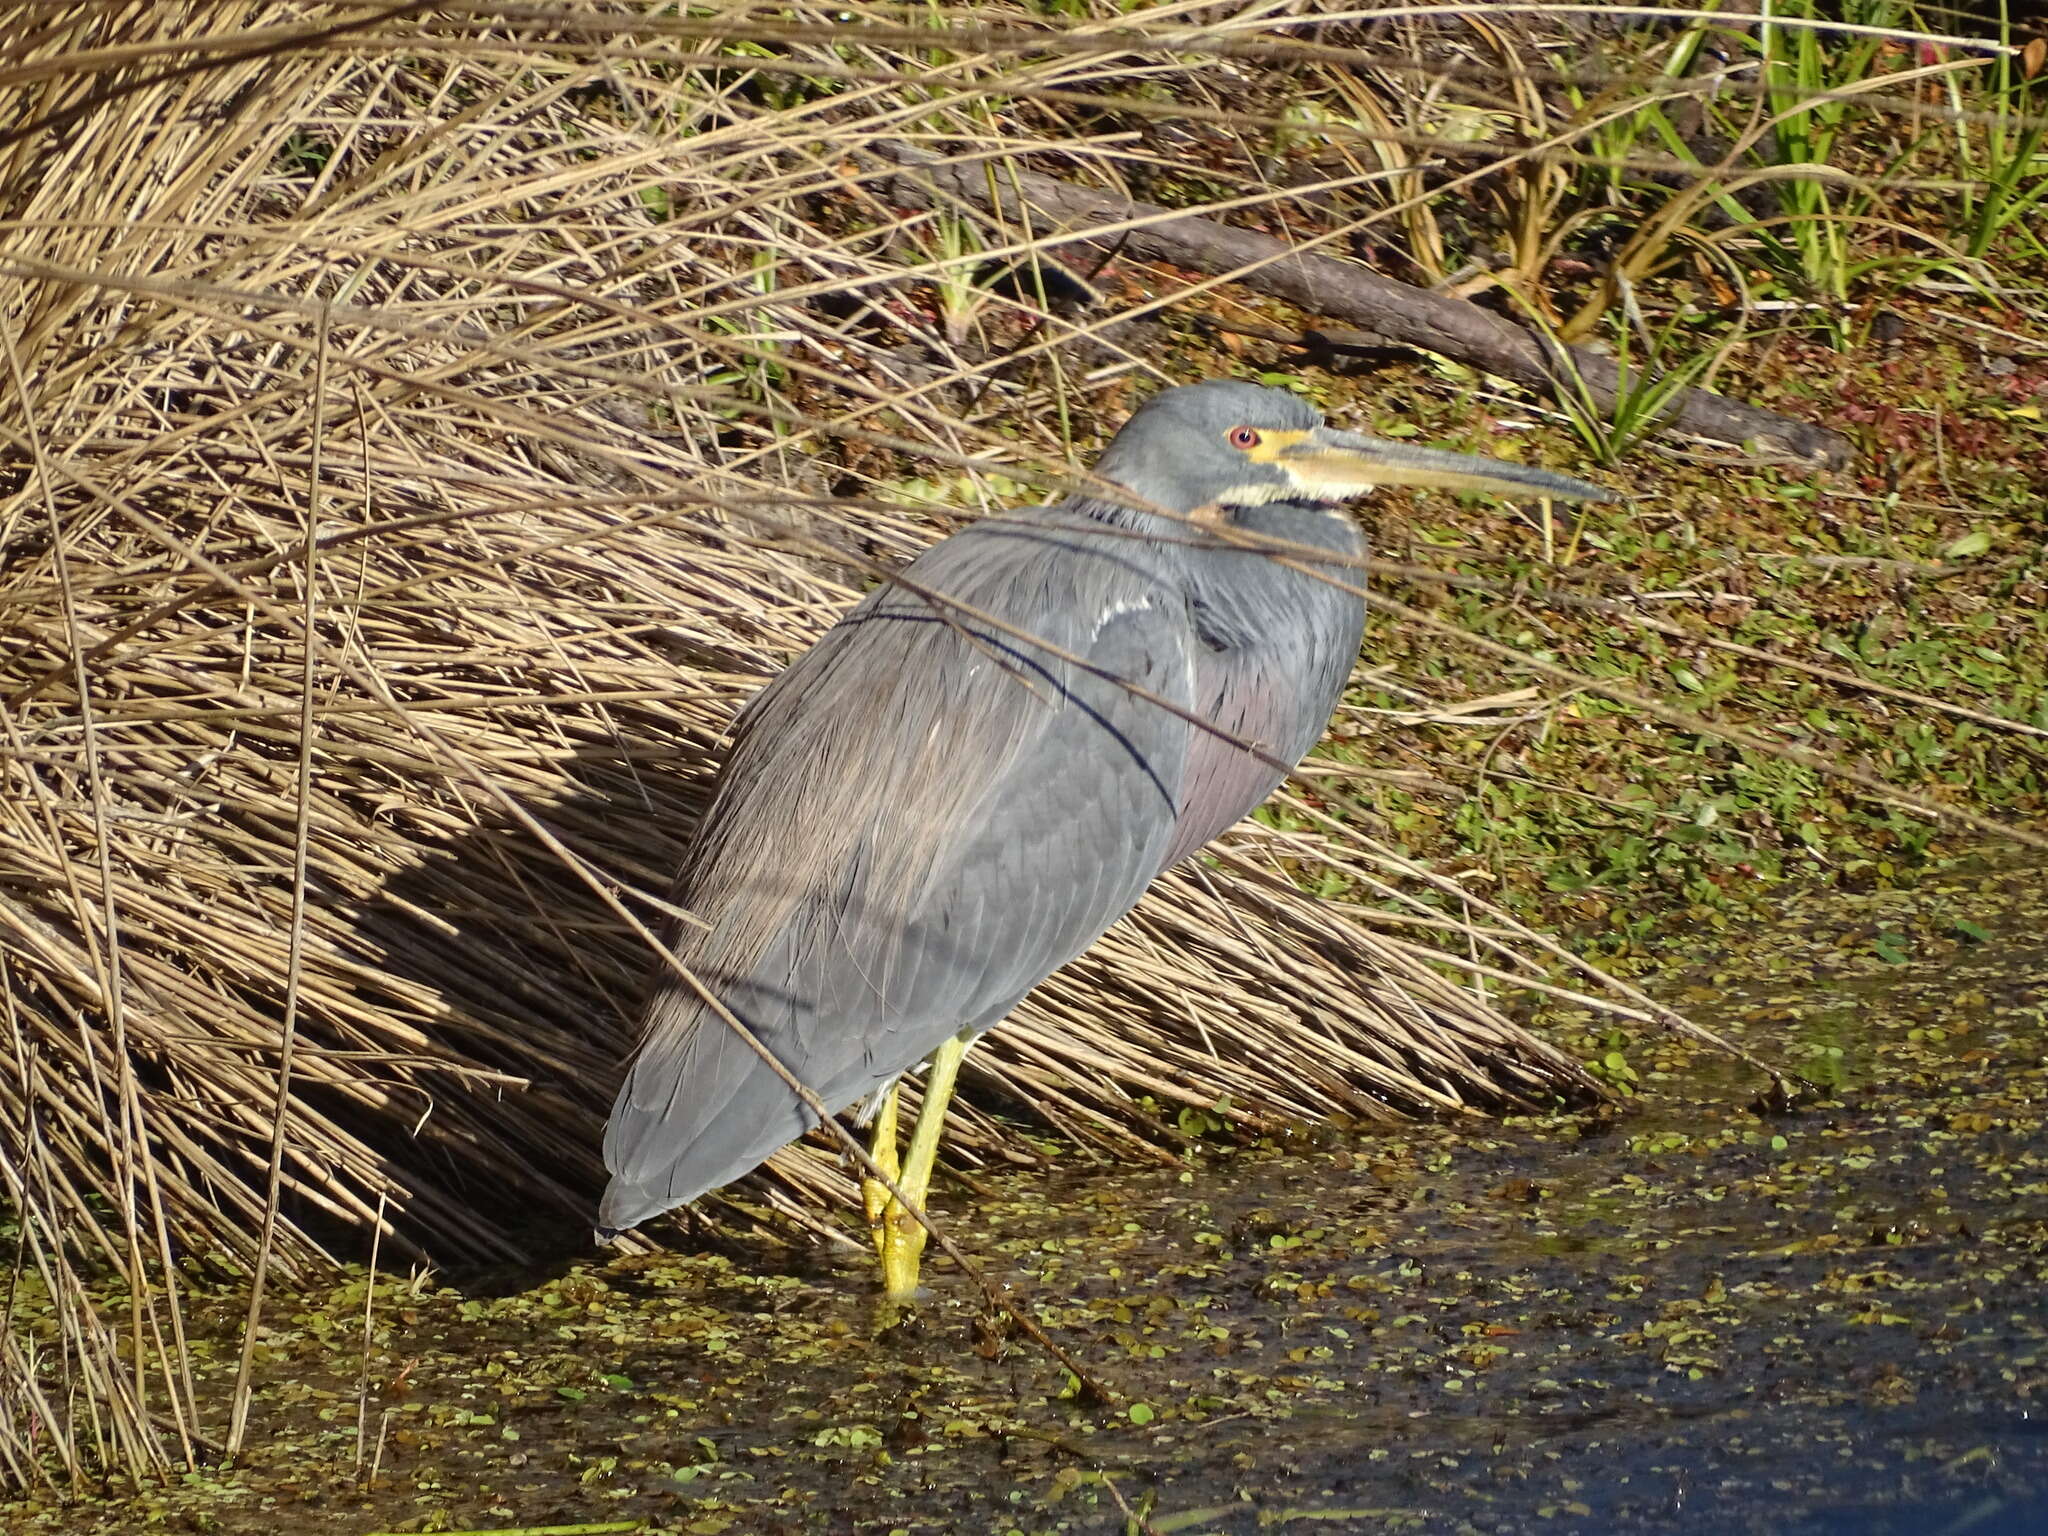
[1227,426,1260,449]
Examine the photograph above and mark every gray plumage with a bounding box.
[600,381,1604,1231]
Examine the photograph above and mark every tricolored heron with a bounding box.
[599,380,1607,1298]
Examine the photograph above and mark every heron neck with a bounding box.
[1057,490,1193,535]
[1048,493,1364,568]
[1227,499,1368,560]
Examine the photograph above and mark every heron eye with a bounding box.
[1227,426,1260,449]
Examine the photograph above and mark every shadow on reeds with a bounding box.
[348,723,721,1272]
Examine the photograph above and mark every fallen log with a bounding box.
[873,143,1852,468]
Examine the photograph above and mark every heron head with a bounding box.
[1090,380,1610,518]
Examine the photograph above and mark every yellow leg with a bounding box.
[872,1034,967,1302]
[860,1083,901,1251]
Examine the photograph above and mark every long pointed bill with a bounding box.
[1276,427,1613,503]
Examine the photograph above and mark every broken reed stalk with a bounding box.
[225,306,330,1461]
[868,141,1856,465]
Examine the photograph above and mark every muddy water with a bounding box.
[17,863,2048,1535]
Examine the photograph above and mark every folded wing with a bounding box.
[600,517,1196,1229]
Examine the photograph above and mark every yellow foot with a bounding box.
[877,1204,928,1302]
[860,1035,967,1302]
